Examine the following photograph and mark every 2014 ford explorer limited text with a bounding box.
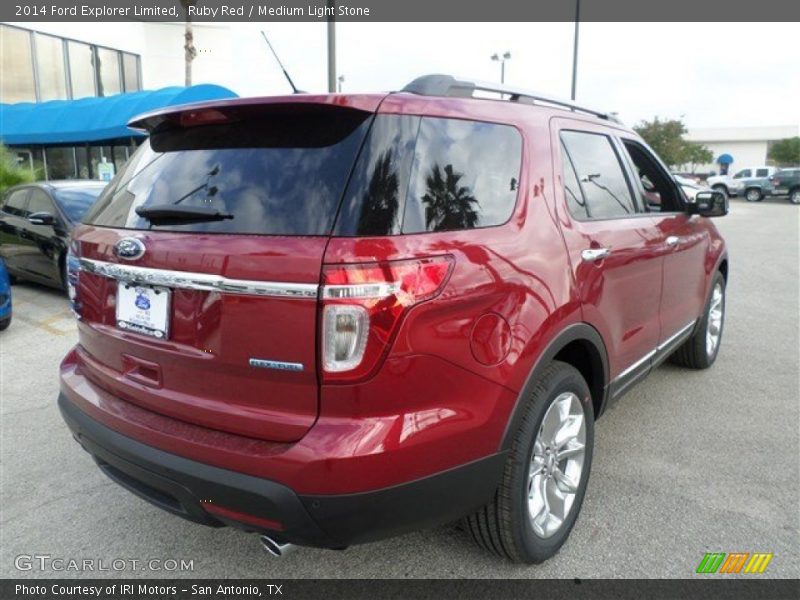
[58,75,729,563]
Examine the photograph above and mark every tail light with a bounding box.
[321,256,454,382]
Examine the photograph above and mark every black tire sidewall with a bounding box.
[509,364,595,562]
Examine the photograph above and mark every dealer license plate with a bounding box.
[116,284,170,339]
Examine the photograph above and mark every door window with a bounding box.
[621,140,683,213]
[734,169,752,178]
[27,189,55,215]
[2,189,30,216]
[755,168,769,177]
[560,130,636,219]
[560,142,589,218]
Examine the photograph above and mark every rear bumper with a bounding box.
[59,392,505,548]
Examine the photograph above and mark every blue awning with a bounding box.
[0,84,238,146]
[717,153,734,165]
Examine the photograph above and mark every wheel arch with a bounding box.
[498,323,609,452]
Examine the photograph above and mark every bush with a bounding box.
[0,144,36,193]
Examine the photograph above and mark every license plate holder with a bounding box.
[116,283,171,339]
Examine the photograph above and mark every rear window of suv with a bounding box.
[84,105,372,236]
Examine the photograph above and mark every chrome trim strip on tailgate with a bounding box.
[79,258,319,299]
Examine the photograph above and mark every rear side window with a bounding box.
[560,131,636,219]
[2,189,29,216]
[755,168,769,177]
[336,116,522,236]
[561,142,589,218]
[84,106,372,235]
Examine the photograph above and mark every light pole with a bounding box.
[327,0,336,93]
[571,0,580,100]
[491,51,511,84]
[337,75,345,92]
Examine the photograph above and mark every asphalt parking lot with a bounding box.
[1,196,798,579]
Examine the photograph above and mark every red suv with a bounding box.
[59,75,729,563]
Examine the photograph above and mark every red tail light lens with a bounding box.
[321,256,454,382]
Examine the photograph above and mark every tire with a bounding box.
[712,184,728,198]
[670,271,726,369]
[463,361,594,563]
[0,316,10,331]
[745,188,762,202]
[790,189,800,205]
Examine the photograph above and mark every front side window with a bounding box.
[27,189,54,215]
[734,169,752,179]
[621,140,683,213]
[560,130,636,219]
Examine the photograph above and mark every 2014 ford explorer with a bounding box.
[59,75,729,563]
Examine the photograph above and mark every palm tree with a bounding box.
[357,150,400,235]
[179,0,198,86]
[421,163,480,231]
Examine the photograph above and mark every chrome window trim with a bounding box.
[79,258,319,299]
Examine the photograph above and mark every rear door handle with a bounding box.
[666,236,680,247]
[581,247,611,262]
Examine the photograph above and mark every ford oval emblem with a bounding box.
[114,237,146,261]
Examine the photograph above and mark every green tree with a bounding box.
[634,117,712,170]
[0,144,35,192]
[768,137,800,166]
[683,143,714,171]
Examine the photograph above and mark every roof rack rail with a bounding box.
[401,74,623,124]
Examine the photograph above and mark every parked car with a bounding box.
[0,180,106,290]
[706,166,777,199]
[768,168,800,204]
[57,75,729,564]
[0,258,11,330]
[674,174,711,202]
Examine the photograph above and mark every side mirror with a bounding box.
[27,211,56,226]
[688,191,728,217]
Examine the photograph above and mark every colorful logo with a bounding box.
[135,289,151,311]
[696,552,773,574]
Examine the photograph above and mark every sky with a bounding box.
[229,22,800,130]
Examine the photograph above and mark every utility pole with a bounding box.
[327,0,336,93]
[571,0,580,100]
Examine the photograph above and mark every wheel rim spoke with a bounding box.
[705,283,724,357]
[527,391,587,539]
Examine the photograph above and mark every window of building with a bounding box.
[0,25,36,103]
[122,53,141,92]
[45,147,77,179]
[96,47,122,96]
[560,130,636,219]
[67,41,96,99]
[35,33,68,101]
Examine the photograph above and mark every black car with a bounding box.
[0,180,106,290]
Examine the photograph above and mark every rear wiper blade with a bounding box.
[135,204,233,225]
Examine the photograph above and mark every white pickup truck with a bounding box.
[706,166,778,198]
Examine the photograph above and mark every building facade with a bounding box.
[0,21,240,180]
[686,125,800,174]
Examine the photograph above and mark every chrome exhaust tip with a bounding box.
[259,534,295,558]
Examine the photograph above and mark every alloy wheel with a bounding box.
[706,283,724,357]
[527,392,586,539]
